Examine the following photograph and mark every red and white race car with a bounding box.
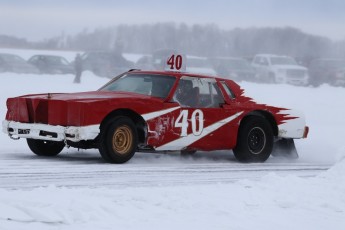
[2,64,309,163]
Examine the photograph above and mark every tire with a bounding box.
[268,73,276,84]
[233,117,274,162]
[310,79,321,87]
[99,117,138,164]
[27,139,65,156]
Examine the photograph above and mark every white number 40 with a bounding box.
[175,109,204,136]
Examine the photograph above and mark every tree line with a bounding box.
[1,23,345,60]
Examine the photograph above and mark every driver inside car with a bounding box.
[173,79,199,107]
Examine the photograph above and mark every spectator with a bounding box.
[73,53,83,83]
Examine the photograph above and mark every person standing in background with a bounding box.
[73,53,82,83]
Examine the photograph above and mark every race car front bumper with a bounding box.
[2,120,100,142]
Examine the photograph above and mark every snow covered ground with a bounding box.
[0,48,345,230]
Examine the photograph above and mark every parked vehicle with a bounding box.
[210,57,256,82]
[308,58,345,87]
[80,51,134,78]
[0,53,39,74]
[135,55,155,70]
[186,56,217,76]
[3,69,308,164]
[252,54,309,85]
[28,55,74,74]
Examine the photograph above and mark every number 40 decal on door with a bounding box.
[175,110,204,136]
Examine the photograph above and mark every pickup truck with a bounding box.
[252,54,309,85]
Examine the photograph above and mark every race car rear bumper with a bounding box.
[277,109,308,139]
[2,120,100,142]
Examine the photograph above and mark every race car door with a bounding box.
[154,76,240,151]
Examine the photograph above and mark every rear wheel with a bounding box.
[27,139,65,156]
[233,117,274,162]
[99,117,138,164]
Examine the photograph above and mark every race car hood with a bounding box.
[5,91,164,126]
[18,91,155,102]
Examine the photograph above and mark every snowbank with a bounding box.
[1,158,344,230]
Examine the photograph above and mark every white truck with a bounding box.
[252,54,309,85]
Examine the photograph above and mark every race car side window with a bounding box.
[173,76,224,108]
[220,81,235,99]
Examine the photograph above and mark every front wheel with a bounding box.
[27,139,65,156]
[233,117,274,162]
[99,117,138,164]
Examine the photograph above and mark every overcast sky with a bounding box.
[1,0,345,41]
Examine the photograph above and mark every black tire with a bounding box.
[268,72,276,84]
[233,117,274,162]
[27,139,65,156]
[99,117,138,164]
[310,78,321,87]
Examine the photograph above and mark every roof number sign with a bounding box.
[167,54,183,71]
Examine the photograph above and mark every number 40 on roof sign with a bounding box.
[166,54,185,72]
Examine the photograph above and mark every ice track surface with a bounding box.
[0,149,331,190]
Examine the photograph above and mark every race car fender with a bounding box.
[277,109,307,139]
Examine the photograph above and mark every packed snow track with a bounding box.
[0,149,331,190]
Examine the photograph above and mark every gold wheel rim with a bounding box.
[112,125,132,155]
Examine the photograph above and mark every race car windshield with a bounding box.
[99,73,176,99]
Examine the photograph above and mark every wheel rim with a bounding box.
[247,127,266,154]
[112,125,132,155]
